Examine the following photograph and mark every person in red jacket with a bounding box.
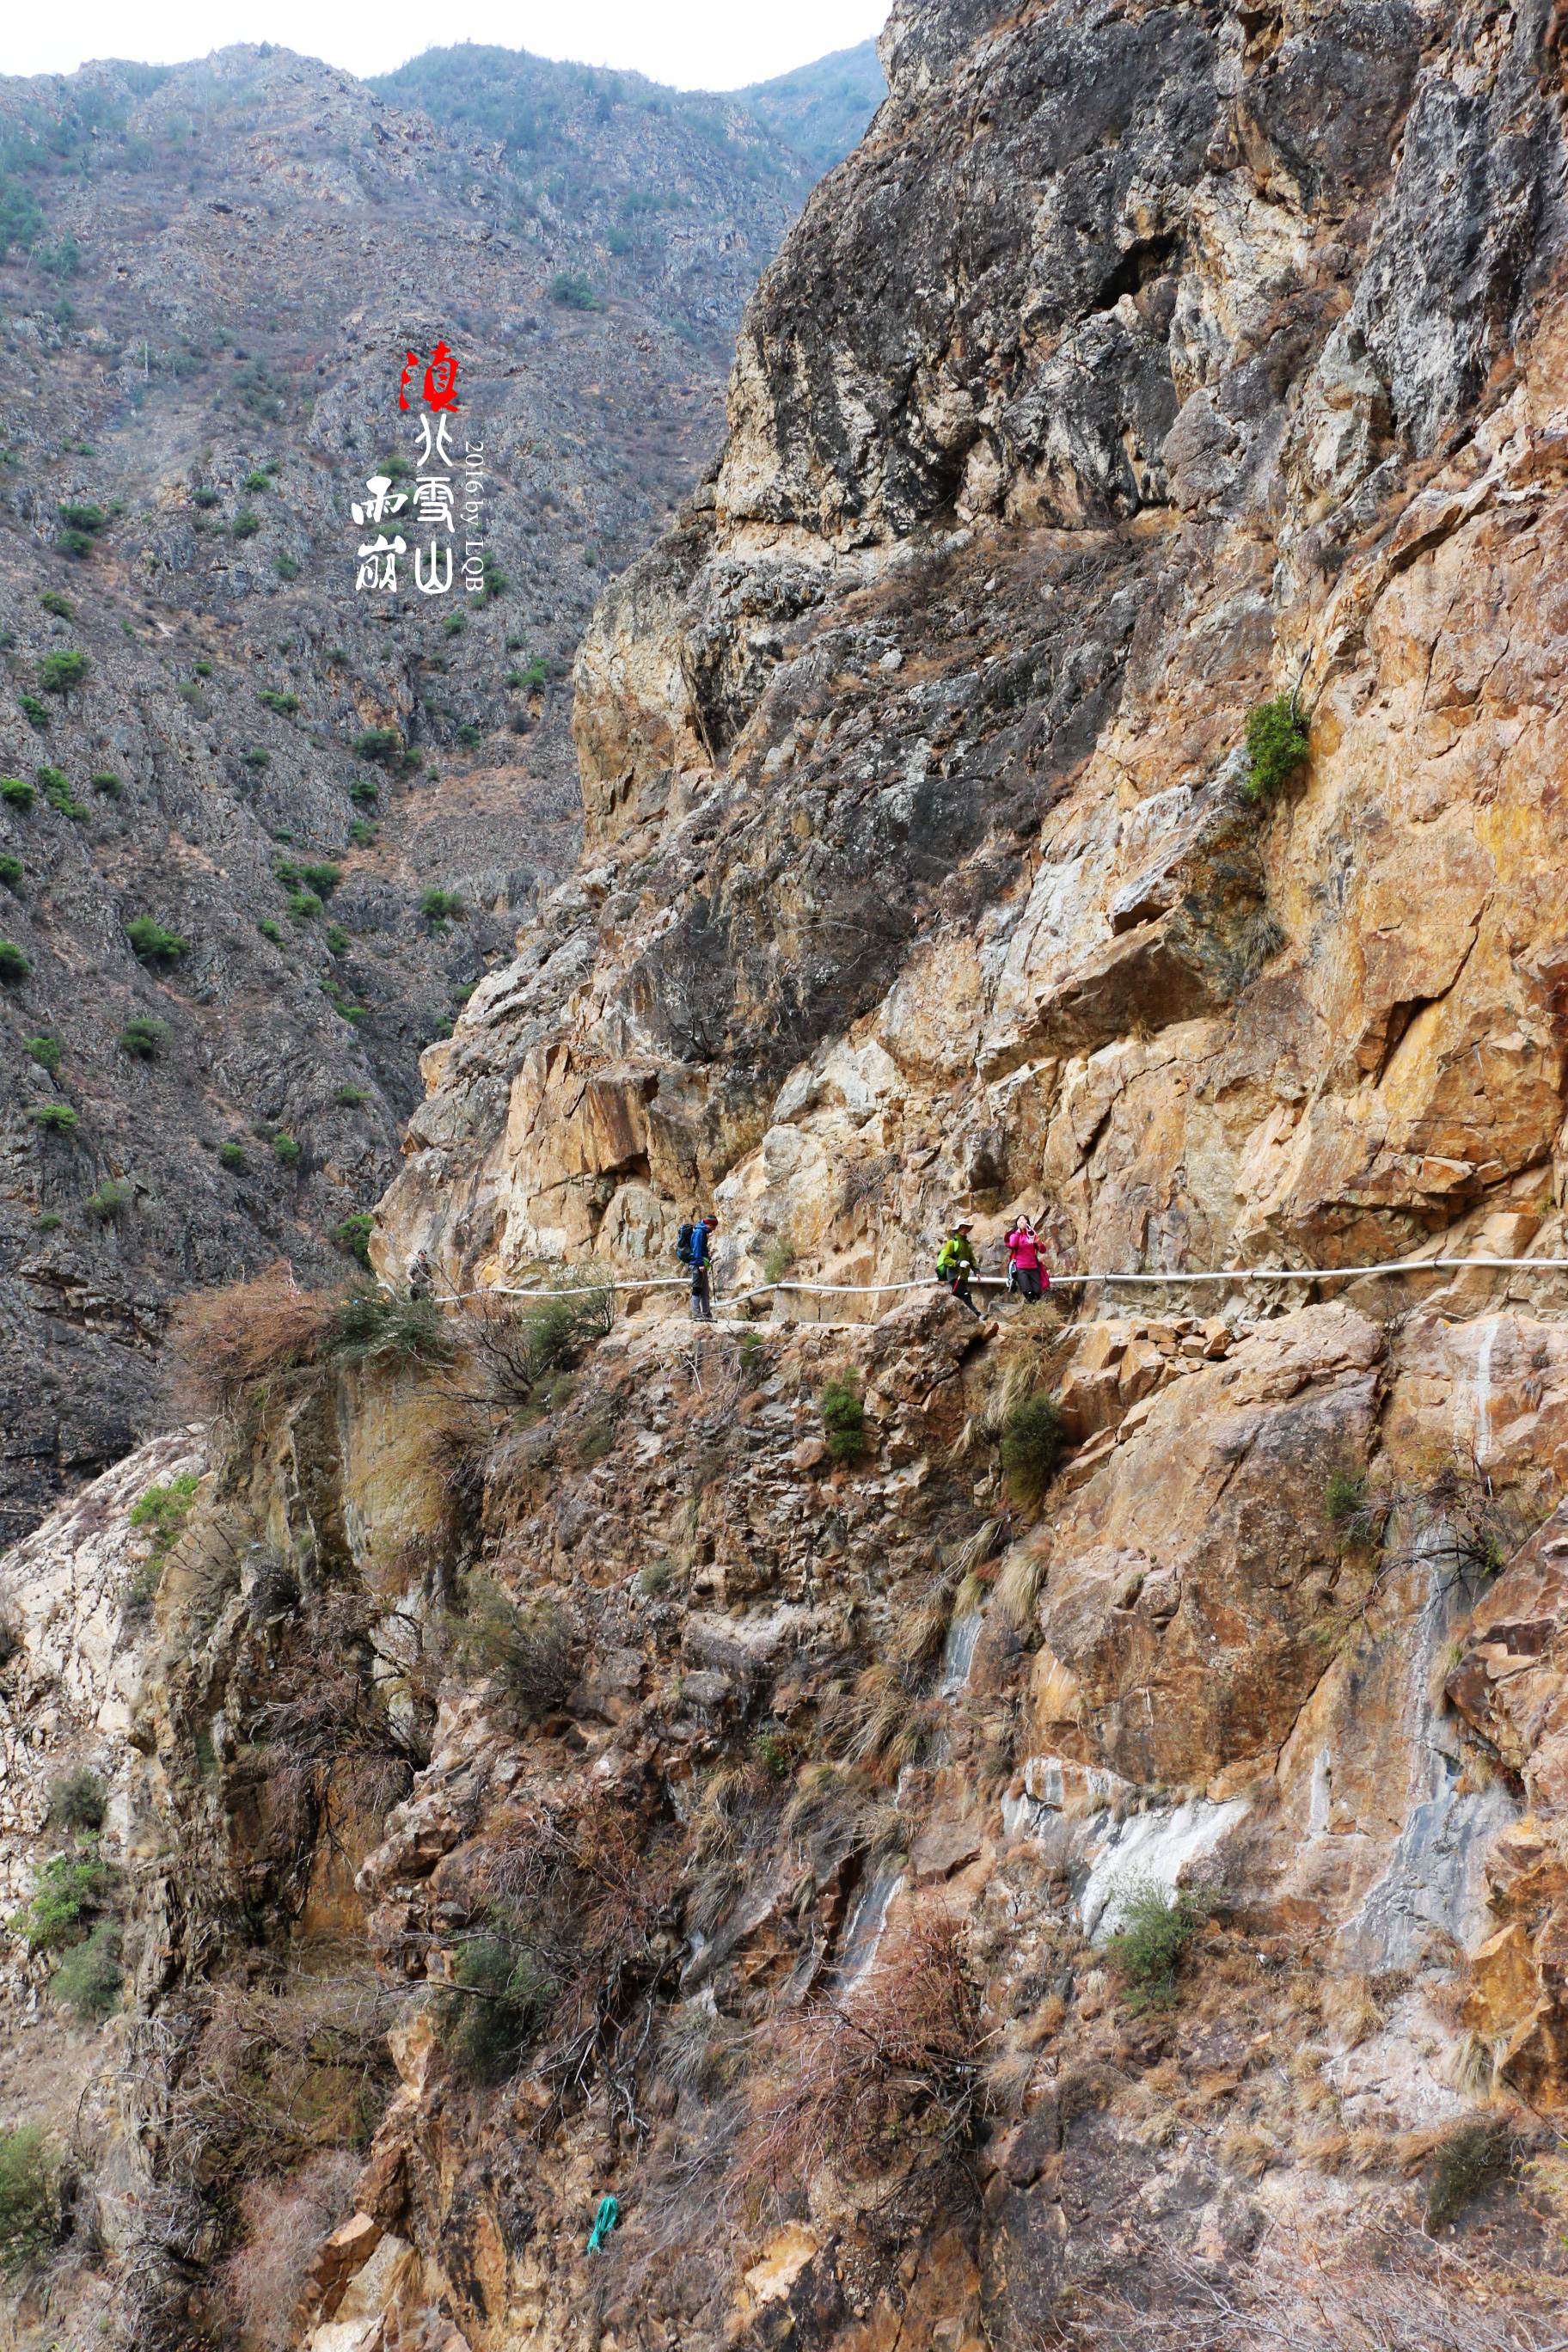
[1005,1213,1047,1303]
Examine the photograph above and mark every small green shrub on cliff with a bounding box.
[333,1213,375,1268]
[84,1178,132,1222]
[1,777,35,810]
[39,647,89,694]
[219,1140,248,1171]
[420,887,464,923]
[39,591,74,620]
[448,1577,576,1721]
[0,2128,60,2270]
[1326,1468,1369,1525]
[10,1853,107,1952]
[231,508,261,541]
[38,763,85,817]
[1242,695,1308,802]
[438,1932,554,2085]
[17,693,49,730]
[118,1014,169,1060]
[0,939,32,983]
[47,1768,107,1834]
[0,853,21,891]
[26,1036,61,1075]
[91,769,123,797]
[1104,1878,1209,2010]
[258,687,298,715]
[819,1375,868,1465]
[326,1287,453,1369]
[130,1473,199,1563]
[52,1920,123,2024]
[999,1393,1063,1508]
[273,1130,301,1166]
[126,916,188,964]
[29,1102,76,1133]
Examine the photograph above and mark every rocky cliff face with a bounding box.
[5,2,1568,2348]
[0,42,874,1534]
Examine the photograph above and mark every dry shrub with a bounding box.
[168,1969,402,2181]
[1048,2217,1560,2350]
[219,2148,361,2352]
[168,1264,337,1411]
[740,1910,983,2193]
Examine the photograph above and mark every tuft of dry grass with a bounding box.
[168,1264,338,1411]
[219,2149,361,2352]
[738,1910,984,2193]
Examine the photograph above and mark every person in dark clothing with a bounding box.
[689,1214,717,1321]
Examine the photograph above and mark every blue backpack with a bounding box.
[676,1220,695,1265]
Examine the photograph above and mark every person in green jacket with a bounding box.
[935,1216,981,1317]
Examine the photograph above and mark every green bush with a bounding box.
[47,1768,107,1834]
[10,1853,106,1952]
[30,1103,77,1132]
[443,610,467,638]
[258,688,299,715]
[999,1393,1063,1509]
[347,777,379,806]
[299,861,341,897]
[448,1576,574,1720]
[91,770,123,797]
[420,888,464,922]
[193,660,213,679]
[347,818,376,847]
[39,648,89,694]
[129,1472,199,1561]
[1242,695,1309,803]
[326,922,351,953]
[242,747,271,770]
[438,1931,554,2085]
[819,1375,868,1464]
[336,1085,370,1106]
[1104,1878,1209,2010]
[118,1014,169,1059]
[52,1920,122,2024]
[256,919,284,946]
[0,852,21,891]
[333,1212,375,1268]
[1,778,35,810]
[17,692,49,729]
[1326,1468,1368,1524]
[231,508,262,541]
[242,469,270,493]
[0,940,32,983]
[0,2128,59,2271]
[26,1037,61,1075]
[273,1131,302,1166]
[191,486,220,510]
[287,891,322,921]
[35,1212,62,1232]
[354,726,403,767]
[476,552,508,602]
[218,1140,248,1171]
[327,1287,453,1368]
[38,764,85,818]
[39,591,74,619]
[548,270,602,310]
[274,552,300,581]
[84,1178,132,1221]
[58,500,107,536]
[126,916,188,963]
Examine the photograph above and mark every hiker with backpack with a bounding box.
[1005,1213,1047,1303]
[935,1216,982,1317]
[686,1213,717,1322]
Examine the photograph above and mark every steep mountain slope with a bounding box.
[0,42,868,1534]
[738,41,889,176]
[3,4,1568,2351]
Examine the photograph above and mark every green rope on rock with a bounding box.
[587,2193,618,2252]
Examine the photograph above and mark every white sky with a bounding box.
[2,0,891,89]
